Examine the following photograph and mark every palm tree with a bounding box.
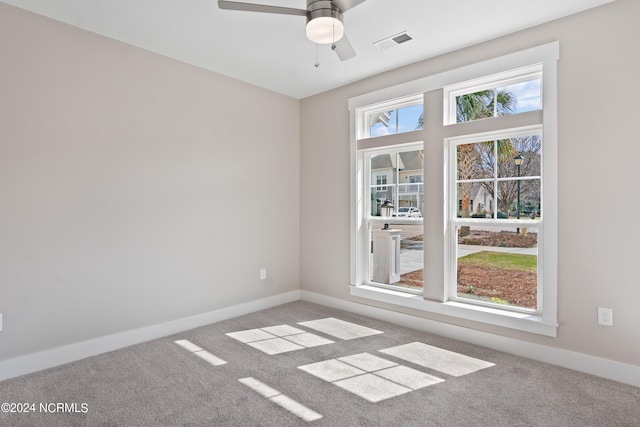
[415,89,516,129]
[455,89,516,233]
[456,89,515,122]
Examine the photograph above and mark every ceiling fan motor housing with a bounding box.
[306,0,345,43]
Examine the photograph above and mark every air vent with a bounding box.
[373,31,413,50]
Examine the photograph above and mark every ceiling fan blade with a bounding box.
[333,0,367,13]
[333,33,356,61]
[217,1,306,16]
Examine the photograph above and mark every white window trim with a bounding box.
[350,42,559,337]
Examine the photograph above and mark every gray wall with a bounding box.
[2,0,638,372]
[300,0,640,366]
[0,4,300,361]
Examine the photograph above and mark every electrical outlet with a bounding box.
[260,269,267,280]
[598,307,613,326]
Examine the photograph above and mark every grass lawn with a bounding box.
[458,251,537,271]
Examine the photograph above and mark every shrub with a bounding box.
[497,211,509,219]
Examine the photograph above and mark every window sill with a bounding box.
[349,284,558,337]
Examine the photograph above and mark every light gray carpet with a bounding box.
[1,301,638,426]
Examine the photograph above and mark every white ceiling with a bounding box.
[1,0,615,99]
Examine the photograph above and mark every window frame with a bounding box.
[349,42,559,337]
[363,136,425,293]
[447,126,543,314]
[374,173,389,192]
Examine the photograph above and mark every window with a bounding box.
[375,174,388,192]
[361,94,423,139]
[364,100,424,291]
[367,146,424,292]
[447,68,542,123]
[350,43,558,336]
[450,130,542,312]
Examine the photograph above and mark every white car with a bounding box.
[394,207,422,218]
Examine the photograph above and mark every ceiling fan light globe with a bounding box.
[306,16,344,44]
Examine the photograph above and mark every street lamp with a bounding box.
[514,154,524,234]
[380,200,394,230]
[380,200,394,218]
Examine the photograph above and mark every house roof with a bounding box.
[371,151,422,172]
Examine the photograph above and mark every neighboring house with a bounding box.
[458,185,494,215]
[371,150,424,216]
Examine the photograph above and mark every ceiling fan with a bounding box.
[217,0,367,61]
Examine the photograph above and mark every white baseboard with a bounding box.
[3,289,638,389]
[0,290,300,382]
[300,290,640,388]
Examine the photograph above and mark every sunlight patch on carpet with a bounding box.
[298,352,444,403]
[226,324,334,355]
[379,342,494,377]
[297,318,383,340]
[239,377,323,422]
[247,337,304,355]
[174,339,227,366]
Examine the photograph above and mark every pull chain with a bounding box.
[314,43,319,68]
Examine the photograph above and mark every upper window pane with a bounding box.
[497,79,541,114]
[452,75,541,123]
[370,104,424,137]
[369,149,424,217]
[361,94,424,139]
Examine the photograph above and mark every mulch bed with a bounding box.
[458,229,537,248]
[456,265,537,309]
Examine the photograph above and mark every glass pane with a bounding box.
[456,77,542,123]
[496,78,541,114]
[369,222,424,290]
[497,179,540,219]
[498,135,542,178]
[457,142,493,180]
[457,182,491,218]
[369,104,424,136]
[397,149,424,216]
[370,186,396,217]
[456,225,538,310]
[370,153,395,216]
[456,90,494,123]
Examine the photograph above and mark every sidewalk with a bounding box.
[457,244,537,257]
